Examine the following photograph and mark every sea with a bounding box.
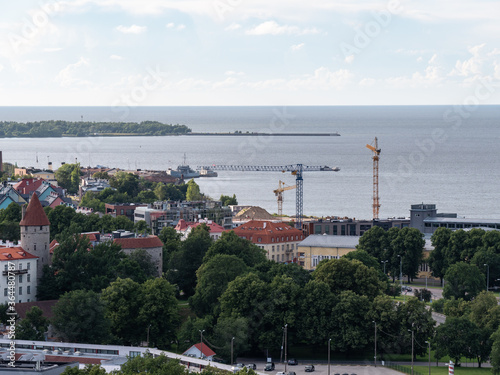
[0,105,499,220]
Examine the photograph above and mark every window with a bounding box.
[272,255,275,261]
[19,263,23,270]
[282,245,285,251]
[34,244,36,250]
[257,237,262,243]
[19,275,23,283]
[27,274,31,282]
[314,225,322,234]
[27,286,31,295]
[272,246,275,252]
[341,225,346,235]
[40,226,43,230]
[19,287,22,295]
[3,288,6,296]
[271,237,275,242]
[325,226,330,234]
[333,226,338,235]
[27,262,30,270]
[286,244,289,250]
[291,244,294,250]
[4,265,7,271]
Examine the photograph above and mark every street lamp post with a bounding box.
[381,260,388,275]
[199,329,205,360]
[231,337,235,365]
[147,324,151,347]
[373,321,377,367]
[425,341,431,375]
[398,255,403,289]
[484,264,489,291]
[408,329,414,375]
[284,324,288,373]
[328,338,331,375]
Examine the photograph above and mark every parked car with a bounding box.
[288,371,296,375]
[246,364,257,370]
[288,358,298,365]
[305,365,315,372]
[265,363,275,371]
[236,363,245,368]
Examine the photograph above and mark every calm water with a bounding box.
[0,106,499,220]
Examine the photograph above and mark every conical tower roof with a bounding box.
[19,193,50,226]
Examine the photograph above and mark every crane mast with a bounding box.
[366,138,381,220]
[273,181,296,218]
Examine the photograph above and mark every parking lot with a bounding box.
[243,362,402,375]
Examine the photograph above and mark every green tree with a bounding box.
[101,278,143,345]
[331,291,372,352]
[52,290,111,344]
[204,230,267,267]
[212,316,250,363]
[166,225,212,297]
[397,297,436,358]
[435,316,481,366]
[313,258,385,299]
[491,327,500,374]
[154,183,167,201]
[61,364,107,375]
[55,163,80,194]
[220,194,237,206]
[390,227,424,283]
[186,179,202,201]
[119,353,188,375]
[159,226,181,270]
[15,306,49,341]
[428,227,452,281]
[139,278,180,348]
[190,254,249,316]
[110,171,139,197]
[356,225,388,261]
[443,262,484,301]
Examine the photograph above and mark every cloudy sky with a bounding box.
[1,0,499,105]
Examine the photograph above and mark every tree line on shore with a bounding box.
[0,120,191,137]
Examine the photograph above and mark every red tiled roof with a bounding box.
[49,239,59,254]
[0,246,38,261]
[175,219,193,231]
[15,300,58,320]
[191,221,225,233]
[13,178,45,195]
[19,193,50,226]
[190,343,216,357]
[114,236,163,249]
[232,220,304,244]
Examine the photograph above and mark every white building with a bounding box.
[0,244,38,304]
[182,343,216,360]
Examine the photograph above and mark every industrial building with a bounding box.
[302,217,409,237]
[410,203,500,235]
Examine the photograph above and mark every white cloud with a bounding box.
[345,55,354,64]
[225,23,241,31]
[359,78,375,87]
[290,43,304,51]
[110,54,123,60]
[225,71,245,76]
[449,44,486,77]
[44,47,63,52]
[0,64,4,73]
[166,23,185,31]
[116,24,147,34]
[246,21,319,36]
[55,57,91,88]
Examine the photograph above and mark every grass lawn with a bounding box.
[413,365,492,375]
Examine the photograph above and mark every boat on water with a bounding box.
[167,154,200,179]
[167,164,200,179]
[199,167,218,177]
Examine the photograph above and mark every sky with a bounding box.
[0,0,499,106]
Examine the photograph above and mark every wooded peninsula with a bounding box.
[0,120,191,137]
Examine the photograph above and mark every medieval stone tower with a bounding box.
[20,193,50,279]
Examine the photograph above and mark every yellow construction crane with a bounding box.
[366,137,381,220]
[273,180,296,218]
